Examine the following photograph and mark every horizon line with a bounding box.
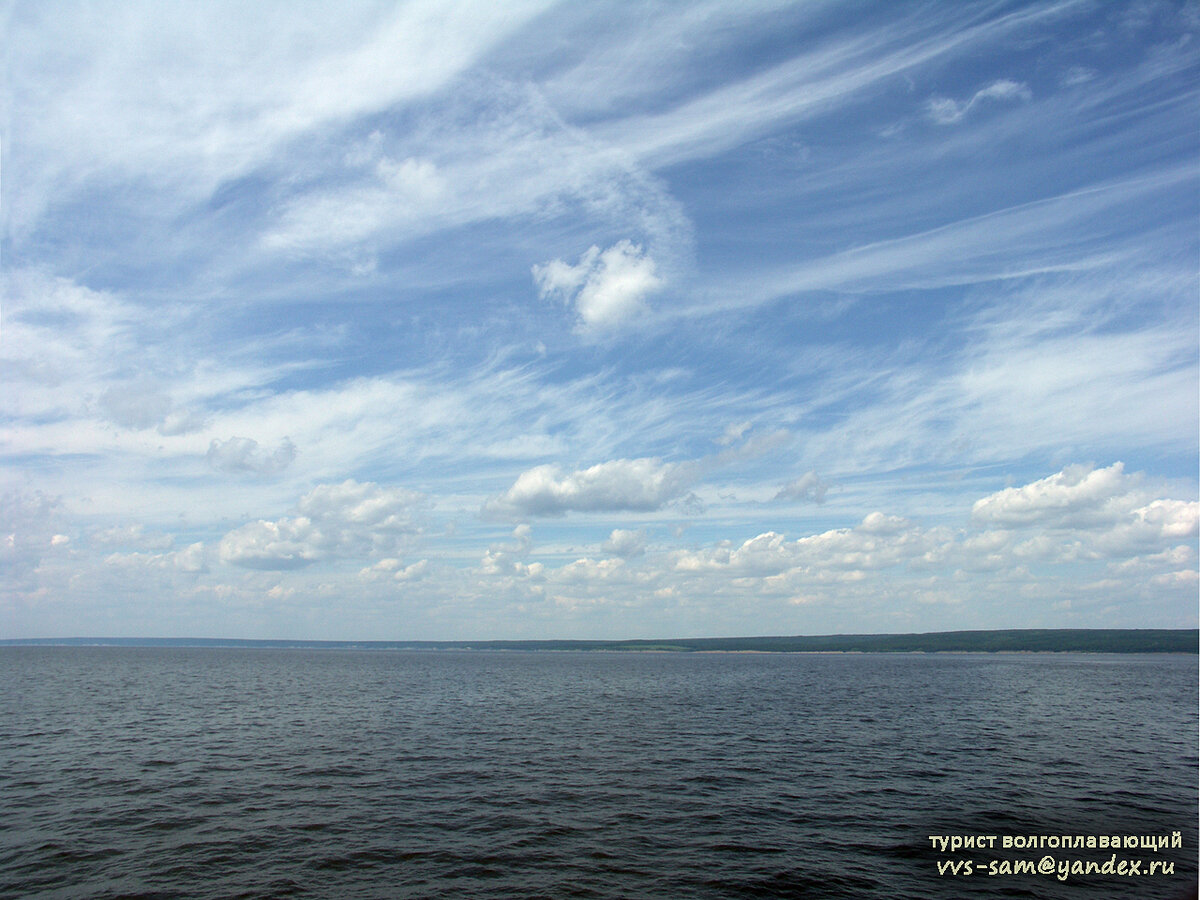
[2,628,1196,654]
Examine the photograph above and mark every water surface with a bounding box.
[2,649,1195,898]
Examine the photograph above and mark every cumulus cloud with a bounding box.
[972,462,1138,527]
[360,557,430,582]
[219,517,325,570]
[207,436,297,475]
[962,464,1198,566]
[603,528,647,558]
[774,471,828,504]
[857,511,910,535]
[533,239,661,332]
[479,524,543,578]
[553,556,626,585]
[484,457,691,517]
[674,530,791,575]
[1110,545,1196,575]
[1092,498,1200,560]
[105,542,209,574]
[172,542,208,573]
[926,79,1031,124]
[673,512,930,578]
[295,479,422,530]
[219,479,424,570]
[661,464,1196,615]
[1134,499,1199,539]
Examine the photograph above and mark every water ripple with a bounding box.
[0,648,1195,899]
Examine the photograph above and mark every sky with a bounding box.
[2,0,1197,640]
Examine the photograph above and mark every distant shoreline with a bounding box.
[1,629,1196,654]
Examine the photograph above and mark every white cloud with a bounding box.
[98,383,172,429]
[6,344,767,535]
[95,380,207,435]
[680,466,1193,585]
[603,528,647,558]
[1093,499,1200,560]
[1134,499,1199,539]
[774,471,828,504]
[260,80,694,274]
[360,557,430,582]
[207,436,297,475]
[172,542,208,573]
[926,79,1032,125]
[857,511,911,535]
[588,5,1067,169]
[158,408,209,436]
[0,269,323,498]
[479,524,543,578]
[91,523,174,552]
[219,517,325,570]
[716,421,752,446]
[1060,66,1096,87]
[484,457,690,517]
[264,156,447,254]
[0,490,68,585]
[750,264,1197,478]
[295,479,423,530]
[672,513,932,578]
[1110,544,1196,575]
[533,240,662,332]
[219,479,424,570]
[791,516,929,571]
[1150,569,1199,588]
[6,1,555,238]
[725,167,1196,315]
[105,542,209,574]
[3,4,1196,640]
[2,272,136,420]
[673,530,787,575]
[641,462,1196,629]
[969,464,1199,564]
[552,556,626,585]
[972,462,1139,527]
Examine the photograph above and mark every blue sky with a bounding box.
[2,0,1197,640]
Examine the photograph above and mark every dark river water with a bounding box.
[1,648,1196,898]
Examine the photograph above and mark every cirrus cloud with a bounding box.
[926,79,1031,125]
